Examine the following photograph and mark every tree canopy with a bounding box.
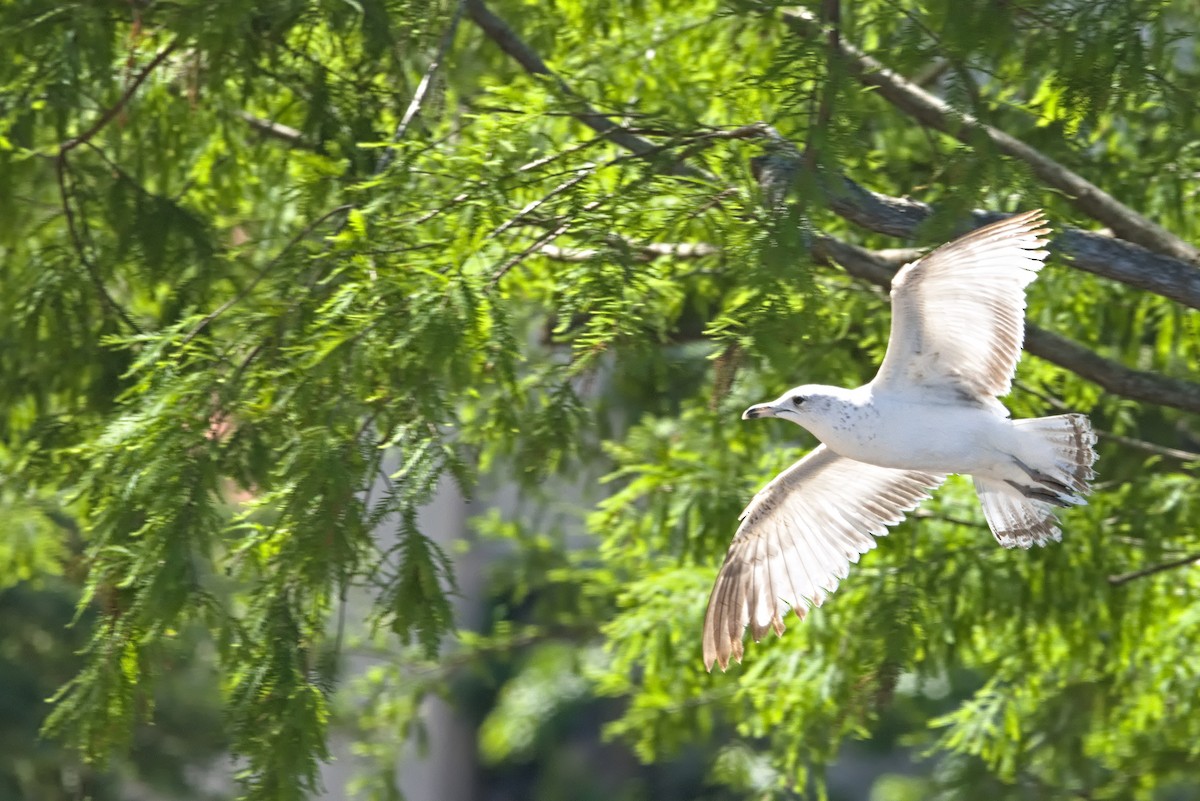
[1,0,1198,799]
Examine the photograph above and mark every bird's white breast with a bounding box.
[804,391,1015,475]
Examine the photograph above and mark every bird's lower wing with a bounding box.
[702,445,945,671]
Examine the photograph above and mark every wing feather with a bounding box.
[871,210,1050,401]
[702,445,945,670]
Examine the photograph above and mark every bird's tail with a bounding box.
[974,414,1097,549]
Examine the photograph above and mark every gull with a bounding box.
[702,210,1097,671]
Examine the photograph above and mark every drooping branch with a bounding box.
[779,7,1200,266]
[55,156,141,333]
[465,0,707,179]
[60,38,181,154]
[52,38,182,333]
[456,2,1200,413]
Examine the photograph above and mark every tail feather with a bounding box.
[1011,413,1097,496]
[975,478,1063,548]
[977,414,1097,549]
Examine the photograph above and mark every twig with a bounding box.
[488,170,592,240]
[780,7,1200,265]
[466,0,708,180]
[804,0,840,169]
[182,204,353,344]
[489,221,571,287]
[60,38,181,154]
[54,156,141,333]
[539,241,718,262]
[376,0,468,172]
[1108,553,1200,586]
[238,111,304,145]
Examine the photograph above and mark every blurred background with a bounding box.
[1,0,1198,799]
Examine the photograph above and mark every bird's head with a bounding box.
[742,385,849,427]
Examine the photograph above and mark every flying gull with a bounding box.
[703,210,1097,671]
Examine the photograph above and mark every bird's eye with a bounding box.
[791,395,805,408]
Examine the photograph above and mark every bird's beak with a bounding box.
[742,402,776,420]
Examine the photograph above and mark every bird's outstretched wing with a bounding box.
[702,445,944,671]
[870,210,1050,402]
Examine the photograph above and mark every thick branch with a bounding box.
[781,7,1200,265]
[823,174,1200,310]
[811,236,1200,415]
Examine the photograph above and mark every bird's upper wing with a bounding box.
[702,445,944,671]
[870,210,1050,402]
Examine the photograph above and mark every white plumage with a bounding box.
[703,211,1097,671]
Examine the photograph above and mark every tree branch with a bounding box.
[539,241,718,262]
[60,38,181,154]
[1108,552,1200,586]
[810,235,1200,415]
[54,156,141,333]
[780,7,1200,265]
[376,0,468,172]
[237,111,304,145]
[820,172,1200,310]
[455,5,1198,412]
[465,0,707,179]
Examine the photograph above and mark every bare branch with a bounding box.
[238,111,303,145]
[811,235,1200,415]
[1023,328,1200,416]
[781,7,1200,265]
[490,221,572,288]
[1015,381,1200,464]
[377,0,468,172]
[1096,430,1200,465]
[1109,553,1200,586]
[539,241,719,262]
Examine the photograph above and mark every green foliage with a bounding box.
[0,0,1198,799]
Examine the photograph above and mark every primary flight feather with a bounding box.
[703,210,1097,671]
